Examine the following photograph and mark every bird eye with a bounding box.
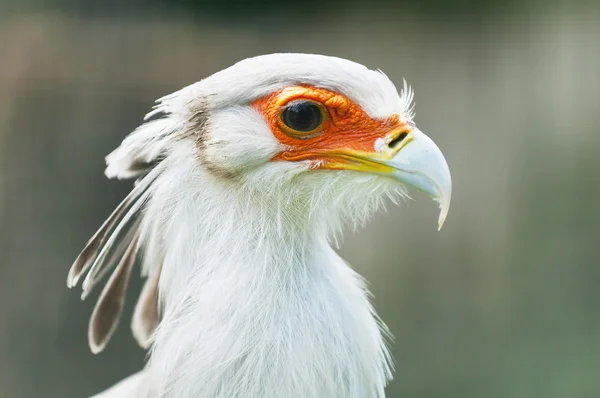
[278,100,325,139]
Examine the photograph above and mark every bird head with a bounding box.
[106,53,451,232]
[70,53,453,357]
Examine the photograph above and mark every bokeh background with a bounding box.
[1,0,599,397]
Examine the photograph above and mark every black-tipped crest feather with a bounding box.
[67,169,158,289]
[88,234,140,354]
[131,264,162,349]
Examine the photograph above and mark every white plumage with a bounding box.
[67,53,451,398]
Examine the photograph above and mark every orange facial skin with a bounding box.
[252,86,411,171]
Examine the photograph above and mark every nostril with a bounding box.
[388,132,408,149]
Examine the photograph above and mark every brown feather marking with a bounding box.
[131,263,162,349]
[88,235,139,354]
[191,101,236,179]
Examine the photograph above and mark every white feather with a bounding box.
[91,370,151,398]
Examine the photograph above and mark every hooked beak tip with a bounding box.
[385,127,452,229]
[437,197,450,231]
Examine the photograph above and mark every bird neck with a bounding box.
[145,162,392,398]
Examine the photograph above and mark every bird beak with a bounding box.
[380,127,452,230]
[278,121,451,228]
[314,125,451,229]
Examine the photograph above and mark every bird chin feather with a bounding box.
[240,162,410,247]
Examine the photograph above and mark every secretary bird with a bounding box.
[67,53,452,398]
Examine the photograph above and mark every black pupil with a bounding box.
[281,102,322,132]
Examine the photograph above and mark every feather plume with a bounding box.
[105,118,179,180]
[66,169,158,290]
[88,233,140,354]
[69,91,184,356]
[131,263,162,349]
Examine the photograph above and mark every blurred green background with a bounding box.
[1,0,599,397]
